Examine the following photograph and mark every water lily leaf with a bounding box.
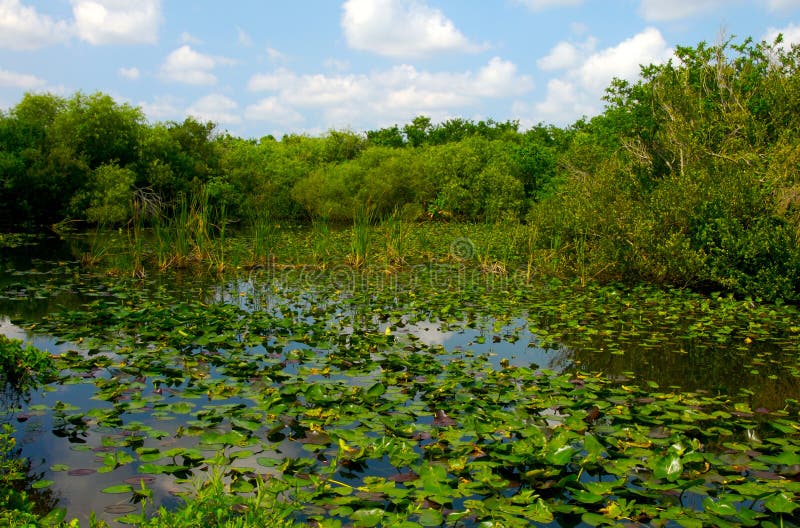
[654,453,683,482]
[547,444,576,465]
[50,464,69,472]
[32,479,54,489]
[764,492,798,514]
[351,507,385,527]
[582,433,606,462]
[104,504,138,514]
[572,489,604,504]
[137,463,166,474]
[257,457,281,467]
[581,512,616,526]
[167,402,194,414]
[417,508,443,526]
[366,382,386,399]
[756,450,800,466]
[101,484,134,494]
[200,429,247,446]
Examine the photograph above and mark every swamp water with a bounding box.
[2,236,800,527]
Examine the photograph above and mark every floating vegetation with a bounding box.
[1,258,799,526]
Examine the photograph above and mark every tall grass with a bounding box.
[250,213,277,266]
[348,205,373,268]
[382,208,411,267]
[311,217,331,265]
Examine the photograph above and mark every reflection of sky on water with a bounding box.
[0,317,77,355]
[399,318,564,371]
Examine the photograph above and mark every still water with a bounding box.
[2,238,799,525]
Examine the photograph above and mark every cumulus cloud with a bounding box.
[247,56,532,128]
[527,27,673,125]
[138,95,183,121]
[118,66,140,80]
[246,97,305,127]
[341,0,486,58]
[638,0,727,21]
[576,27,672,91]
[159,45,234,85]
[71,0,161,45]
[324,58,350,71]
[0,68,48,89]
[537,38,597,71]
[0,0,72,50]
[187,94,241,125]
[764,22,800,48]
[513,0,583,10]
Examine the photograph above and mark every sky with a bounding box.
[1,0,799,139]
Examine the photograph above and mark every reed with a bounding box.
[382,207,411,267]
[348,205,373,268]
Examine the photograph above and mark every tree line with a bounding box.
[1,36,798,300]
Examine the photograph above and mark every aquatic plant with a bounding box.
[348,205,373,268]
[0,266,793,526]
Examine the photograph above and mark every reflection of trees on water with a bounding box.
[549,334,800,410]
[1,377,61,519]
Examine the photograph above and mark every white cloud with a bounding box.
[180,31,202,44]
[577,27,672,91]
[526,27,673,125]
[0,0,72,50]
[341,0,486,58]
[531,78,593,121]
[118,66,140,80]
[764,22,800,48]
[159,45,234,85]
[0,68,47,89]
[266,47,288,62]
[324,58,350,72]
[71,0,161,45]
[248,56,532,129]
[187,94,241,125]
[766,0,800,9]
[638,0,727,21]
[537,38,596,71]
[246,97,305,127]
[139,95,183,121]
[237,27,252,47]
[514,0,583,10]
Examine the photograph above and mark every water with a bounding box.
[2,239,800,526]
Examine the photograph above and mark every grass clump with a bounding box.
[139,469,298,528]
[0,336,56,391]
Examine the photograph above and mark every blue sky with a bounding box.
[1,0,799,139]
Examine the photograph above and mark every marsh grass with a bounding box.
[78,215,612,282]
[348,205,373,268]
[382,208,411,267]
[310,217,331,264]
[79,224,110,267]
[250,214,277,266]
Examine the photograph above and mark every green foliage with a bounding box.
[76,163,137,224]
[139,469,298,528]
[2,33,799,300]
[529,35,800,301]
[0,335,56,389]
